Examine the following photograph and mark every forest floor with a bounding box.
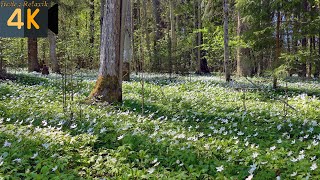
[0,71,320,179]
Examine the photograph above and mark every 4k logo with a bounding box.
[7,8,40,29]
[0,0,58,37]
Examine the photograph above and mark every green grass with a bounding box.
[0,72,320,179]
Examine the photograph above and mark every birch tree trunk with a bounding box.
[273,11,281,88]
[28,38,41,72]
[123,0,132,81]
[48,30,60,73]
[223,0,231,82]
[90,0,126,103]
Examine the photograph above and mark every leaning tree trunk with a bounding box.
[223,0,231,82]
[89,0,126,103]
[123,0,132,81]
[28,38,41,72]
[236,11,252,77]
[48,30,60,73]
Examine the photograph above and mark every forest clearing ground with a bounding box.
[0,72,320,179]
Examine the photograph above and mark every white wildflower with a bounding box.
[151,158,158,164]
[248,163,257,174]
[31,152,38,159]
[290,172,297,177]
[12,158,21,163]
[147,167,155,174]
[311,163,317,171]
[70,123,77,129]
[52,166,58,172]
[277,139,282,144]
[252,152,259,159]
[3,141,11,147]
[42,143,50,149]
[245,175,254,180]
[216,165,224,172]
[270,146,276,151]
[117,135,124,140]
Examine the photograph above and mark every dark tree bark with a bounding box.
[48,30,60,73]
[142,0,152,67]
[28,38,41,72]
[236,11,252,77]
[195,0,210,75]
[298,0,308,78]
[89,0,95,66]
[89,0,126,103]
[314,35,320,78]
[0,45,3,75]
[152,0,164,71]
[223,0,231,81]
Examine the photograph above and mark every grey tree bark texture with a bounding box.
[236,11,252,77]
[223,0,231,82]
[123,0,132,81]
[48,30,60,73]
[90,0,128,103]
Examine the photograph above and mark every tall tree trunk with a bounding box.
[28,38,40,72]
[123,0,132,81]
[236,11,252,77]
[48,30,60,73]
[90,0,126,103]
[195,0,201,73]
[315,35,320,78]
[0,40,3,74]
[195,0,209,75]
[273,11,281,89]
[299,39,307,78]
[142,0,152,67]
[223,0,231,82]
[100,0,105,36]
[89,0,95,67]
[132,1,139,75]
[152,0,163,71]
[41,41,46,65]
[307,38,313,78]
[167,12,172,74]
[298,0,308,78]
[170,0,177,73]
